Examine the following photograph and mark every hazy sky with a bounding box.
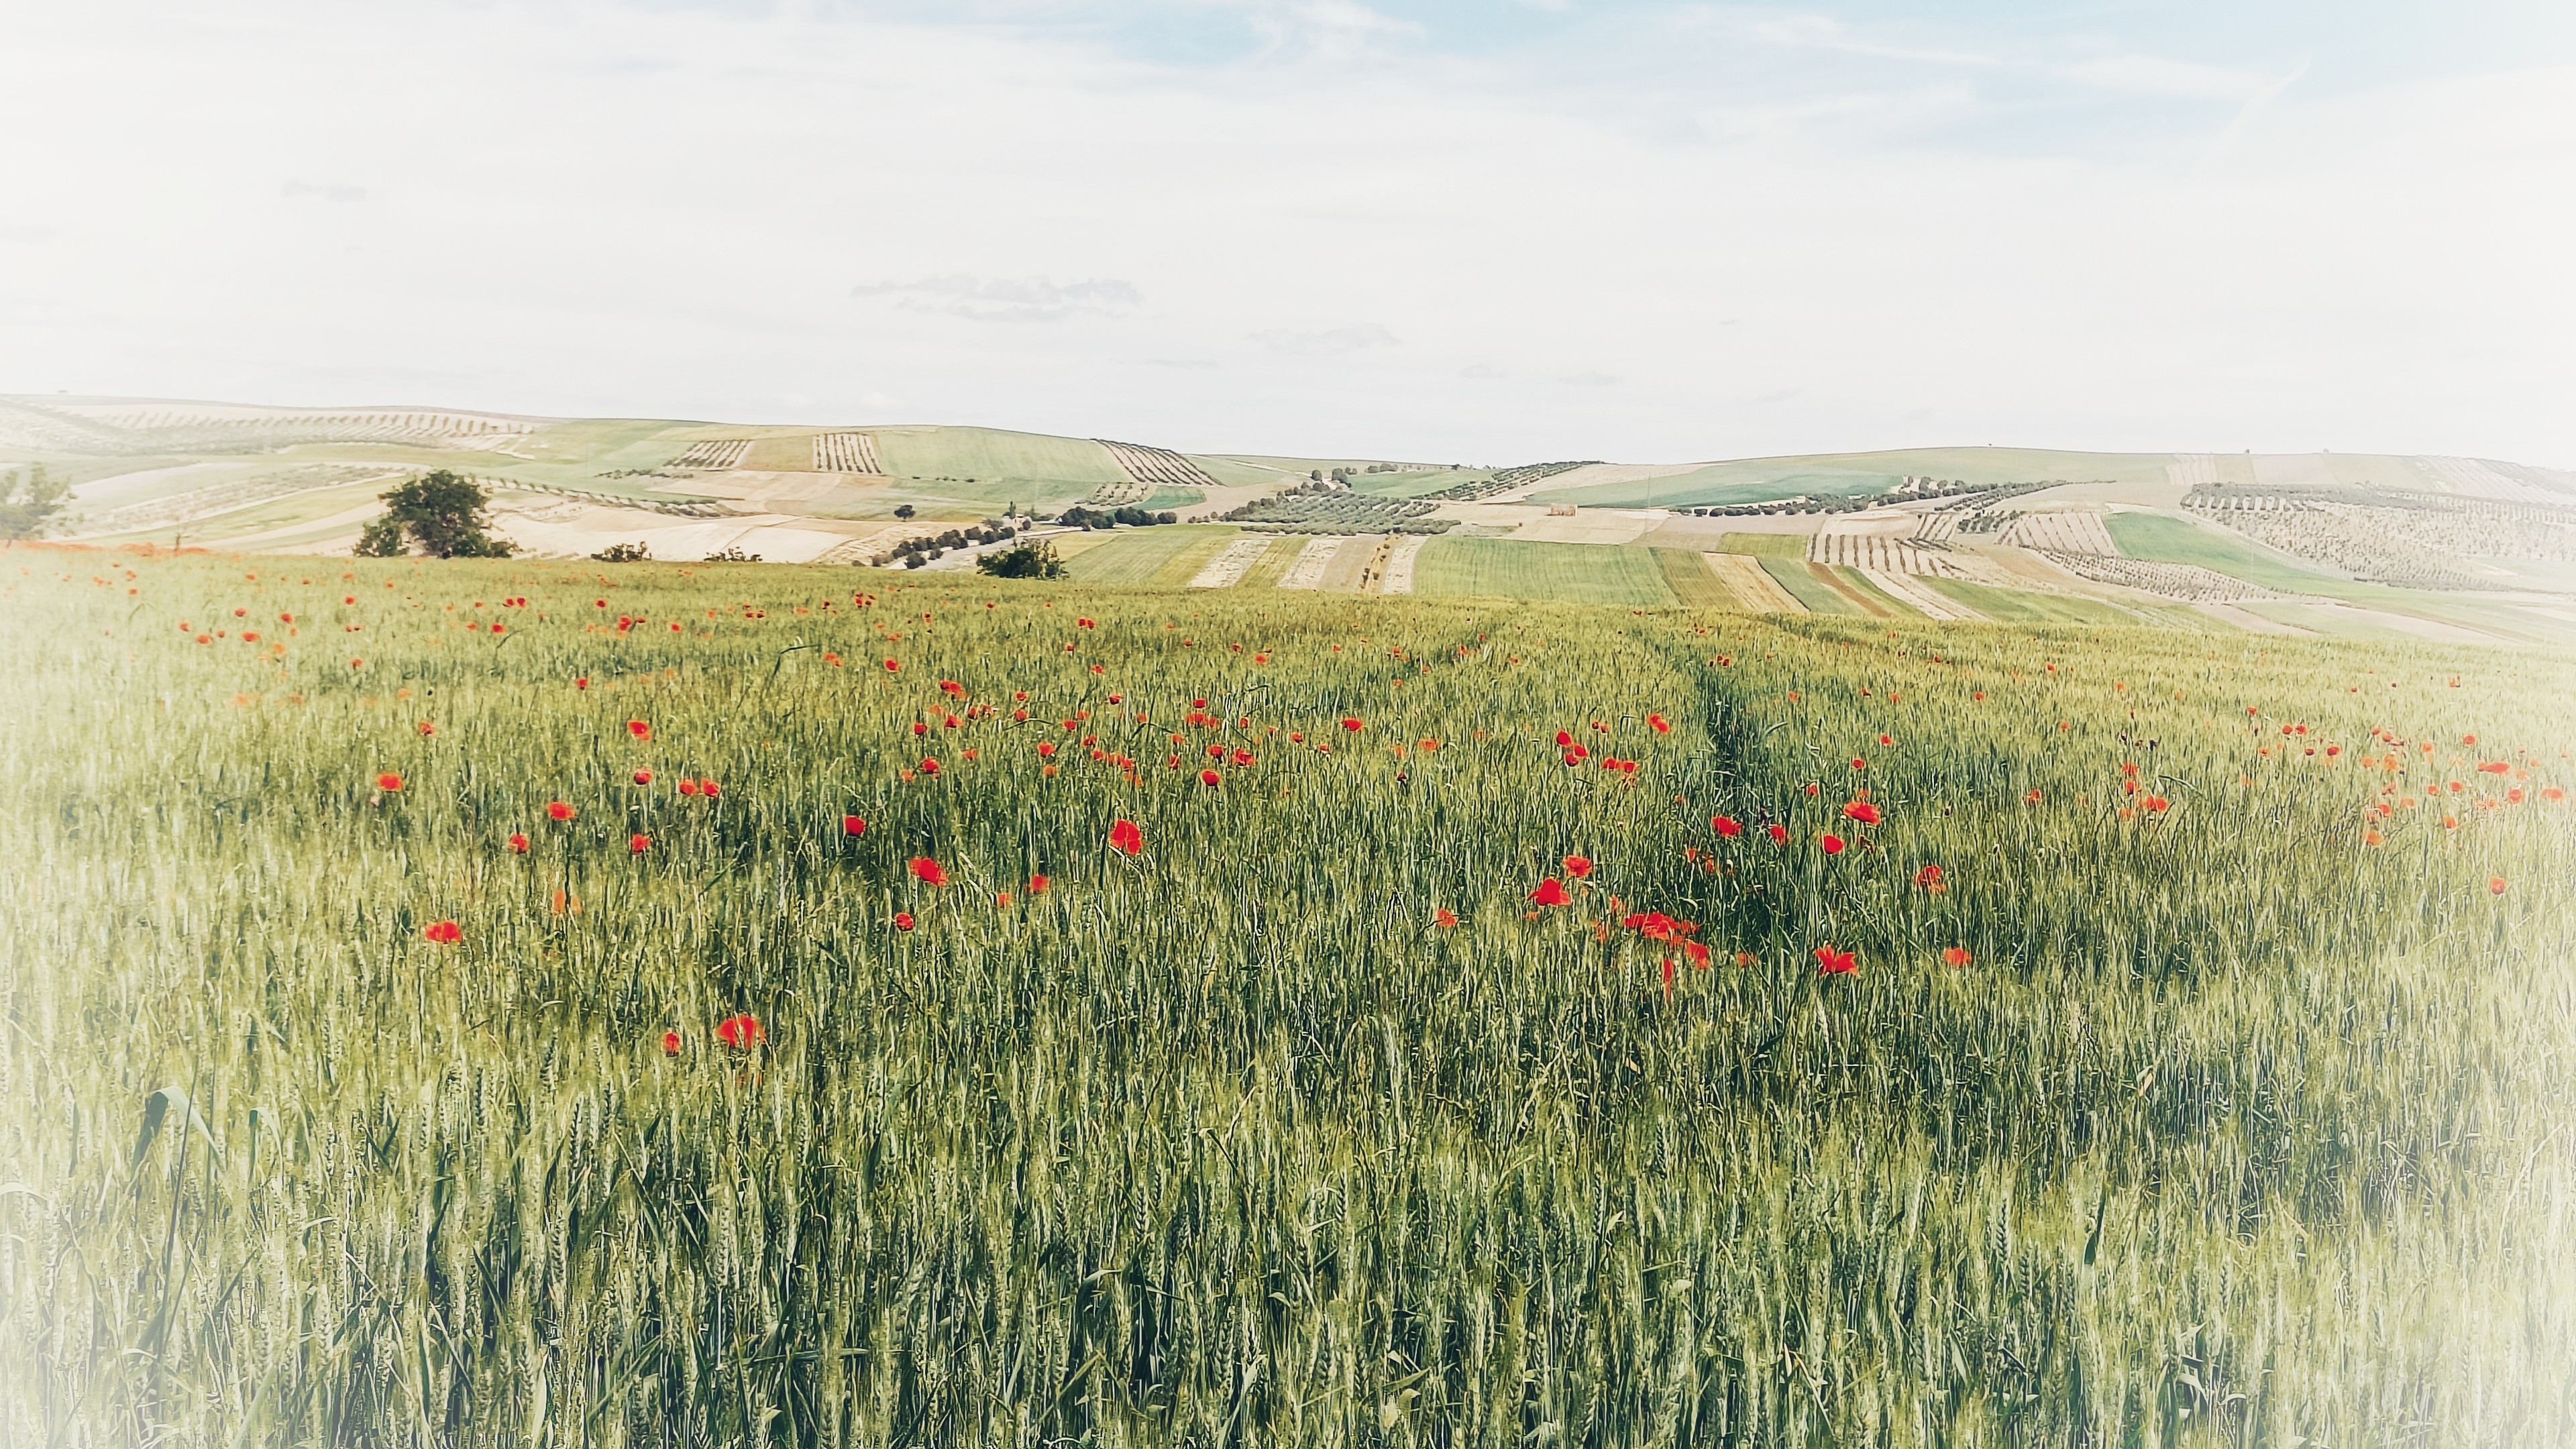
[5,1,2573,464]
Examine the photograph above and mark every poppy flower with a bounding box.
[1564,855,1595,879]
[840,814,867,836]
[633,769,654,786]
[661,1031,683,1056]
[1766,822,1789,844]
[627,720,651,740]
[1813,945,1857,975]
[2489,877,2507,896]
[423,920,462,944]
[1340,718,1364,732]
[714,1014,763,1050]
[547,800,576,821]
[575,677,589,690]
[1819,833,1846,855]
[1941,946,1972,967]
[1914,863,1946,892]
[1109,819,1144,856]
[908,857,949,887]
[417,721,436,737]
[376,771,403,792]
[629,833,651,853]
[1435,907,1458,928]
[1842,800,1881,825]
[1684,941,1711,968]
[1877,734,1893,746]
[1199,768,1222,788]
[1648,713,1671,734]
[1028,873,1050,894]
[508,832,530,853]
[1528,877,1572,907]
[918,758,939,775]
[2143,796,2169,812]
[894,911,915,931]
[1712,815,1742,838]
[1849,758,1865,771]
[678,778,699,796]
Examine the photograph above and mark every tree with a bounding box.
[975,540,1067,580]
[0,464,70,540]
[892,504,916,520]
[592,542,651,563]
[360,471,515,558]
[702,545,761,562]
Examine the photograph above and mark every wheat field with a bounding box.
[3,548,2572,1447]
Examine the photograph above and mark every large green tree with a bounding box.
[357,470,515,557]
[0,464,70,539]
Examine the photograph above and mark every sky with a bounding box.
[4,0,2574,465]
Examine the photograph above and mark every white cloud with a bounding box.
[0,1,2569,465]
[1250,324,1401,355]
[852,274,1144,323]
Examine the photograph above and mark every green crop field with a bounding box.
[1413,537,1678,605]
[1925,578,2146,627]
[1652,548,1738,608]
[1721,531,1810,559]
[1528,448,2182,510]
[3,548,2574,1448]
[1759,555,1864,614]
[1061,523,1241,586]
[865,426,1128,492]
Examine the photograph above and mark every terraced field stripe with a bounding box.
[1277,537,1344,590]
[1187,537,1272,589]
[1758,557,1861,614]
[1234,535,1306,589]
[1652,549,1739,608]
[1703,552,1803,613]
[1859,566,1981,621]
[1411,538,1678,606]
[1830,566,1912,617]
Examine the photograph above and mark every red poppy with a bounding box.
[1109,819,1144,856]
[629,833,651,853]
[1841,800,1881,825]
[908,857,949,887]
[423,920,462,944]
[841,814,867,836]
[661,1031,682,1055]
[1941,946,1972,967]
[547,800,576,821]
[1684,941,1710,968]
[633,769,654,786]
[417,721,436,737]
[1877,733,1893,746]
[2489,876,2507,896]
[1813,945,1857,975]
[1563,855,1594,878]
[678,778,700,796]
[1819,833,1846,855]
[1340,717,1364,732]
[1529,877,1572,906]
[1028,873,1051,894]
[376,771,403,792]
[714,1014,763,1049]
[2143,796,2169,812]
[508,832,530,853]
[1554,730,1574,747]
[1766,823,1789,844]
[918,757,939,775]
[883,659,900,672]
[1648,713,1671,734]
[1849,757,1865,770]
[1435,907,1458,928]
[1914,863,1945,892]
[575,677,589,690]
[627,720,651,740]
[1712,815,1743,838]
[894,911,916,931]
[1199,768,1222,788]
